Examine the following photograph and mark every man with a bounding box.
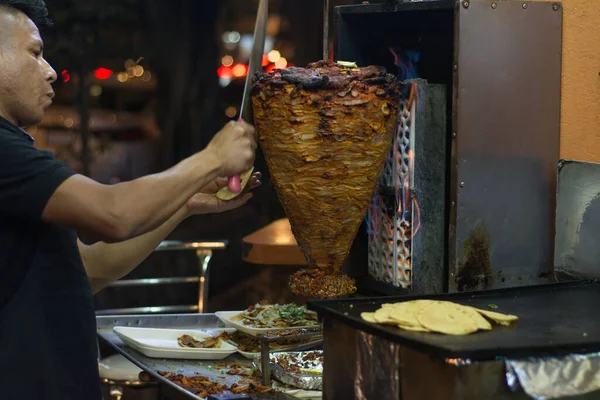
[0,1,260,398]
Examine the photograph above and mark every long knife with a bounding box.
[228,0,269,193]
[323,0,329,61]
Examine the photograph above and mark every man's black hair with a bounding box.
[0,0,52,28]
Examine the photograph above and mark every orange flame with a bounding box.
[393,82,422,242]
[412,196,421,237]
[407,81,418,110]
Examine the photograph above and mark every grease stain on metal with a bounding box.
[455,221,493,292]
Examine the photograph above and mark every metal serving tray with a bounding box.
[97,313,295,400]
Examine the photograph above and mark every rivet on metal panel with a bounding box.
[522,3,528,9]
[491,3,497,9]
[462,1,469,9]
[553,3,560,11]
[452,132,457,138]
[460,182,465,188]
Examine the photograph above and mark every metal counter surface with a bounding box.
[309,280,600,360]
[97,313,296,400]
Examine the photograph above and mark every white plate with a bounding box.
[113,327,237,360]
[215,311,319,337]
[98,353,142,381]
[237,349,261,359]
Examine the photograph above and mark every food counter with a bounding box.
[98,280,600,400]
[97,310,323,400]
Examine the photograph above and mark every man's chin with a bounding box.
[19,113,45,128]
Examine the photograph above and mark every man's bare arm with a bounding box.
[79,173,261,294]
[43,150,219,242]
[41,121,255,242]
[78,206,189,294]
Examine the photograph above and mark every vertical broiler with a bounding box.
[252,0,560,299]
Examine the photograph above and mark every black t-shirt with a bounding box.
[0,116,101,399]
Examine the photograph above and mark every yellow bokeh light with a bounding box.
[225,106,237,118]
[89,84,103,97]
[134,65,144,77]
[140,71,152,82]
[221,55,234,67]
[268,50,281,63]
[275,57,287,69]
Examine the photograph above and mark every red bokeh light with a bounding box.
[94,67,113,80]
[217,65,233,79]
[61,69,70,83]
[262,54,269,67]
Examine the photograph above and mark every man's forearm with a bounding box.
[42,121,255,242]
[79,206,190,294]
[110,149,221,239]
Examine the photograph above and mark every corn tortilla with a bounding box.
[398,324,430,332]
[470,307,518,325]
[380,300,447,328]
[373,308,400,325]
[385,302,421,327]
[457,304,492,331]
[417,303,479,335]
[360,312,377,323]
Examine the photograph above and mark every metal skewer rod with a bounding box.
[323,0,330,61]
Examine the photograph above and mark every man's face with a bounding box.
[0,10,57,127]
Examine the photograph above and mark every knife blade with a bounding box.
[228,0,268,193]
[239,0,268,121]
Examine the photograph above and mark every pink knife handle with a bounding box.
[228,175,241,193]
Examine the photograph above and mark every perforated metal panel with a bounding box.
[368,83,447,293]
[368,97,414,287]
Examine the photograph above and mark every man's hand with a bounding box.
[206,120,257,177]
[185,172,262,215]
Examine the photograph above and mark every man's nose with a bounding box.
[44,59,57,84]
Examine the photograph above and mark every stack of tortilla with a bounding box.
[361,300,518,335]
